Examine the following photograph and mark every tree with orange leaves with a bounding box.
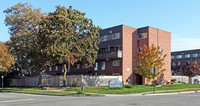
[135,44,167,82]
[0,42,15,71]
[182,61,200,84]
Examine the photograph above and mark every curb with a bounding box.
[144,91,199,96]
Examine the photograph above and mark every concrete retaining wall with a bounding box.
[172,76,200,84]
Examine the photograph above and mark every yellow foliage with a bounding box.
[0,42,15,71]
[135,44,167,80]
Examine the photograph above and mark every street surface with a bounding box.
[0,92,200,106]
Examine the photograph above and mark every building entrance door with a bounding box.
[135,74,142,85]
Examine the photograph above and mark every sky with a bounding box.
[1,0,200,52]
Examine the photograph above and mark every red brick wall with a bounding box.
[122,25,137,85]
[148,27,171,83]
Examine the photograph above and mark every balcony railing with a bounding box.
[97,50,122,60]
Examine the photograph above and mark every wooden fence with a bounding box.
[10,75,122,87]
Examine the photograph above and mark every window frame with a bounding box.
[49,67,52,71]
[101,62,105,70]
[82,63,89,69]
[112,60,120,66]
[55,66,58,71]
[75,64,80,69]
[193,53,198,57]
[137,47,143,53]
[176,55,182,59]
[138,32,147,39]
[112,33,121,40]
[101,35,108,42]
[94,62,98,71]
[185,54,190,58]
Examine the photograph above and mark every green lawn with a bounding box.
[83,84,200,94]
[0,87,93,96]
[1,84,200,95]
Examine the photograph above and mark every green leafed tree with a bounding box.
[4,3,44,76]
[40,6,101,86]
[4,3,56,86]
[135,44,167,83]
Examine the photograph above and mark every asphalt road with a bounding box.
[0,92,200,106]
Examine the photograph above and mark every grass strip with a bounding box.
[1,84,200,95]
[82,84,200,94]
[0,87,99,96]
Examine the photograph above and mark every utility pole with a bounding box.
[152,67,157,93]
[1,76,3,92]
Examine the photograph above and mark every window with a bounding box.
[101,32,121,42]
[107,34,112,40]
[67,65,70,72]
[138,32,147,39]
[193,53,198,57]
[112,60,120,66]
[33,69,36,72]
[75,64,80,69]
[176,55,182,59]
[185,54,190,58]
[137,47,143,53]
[62,66,64,72]
[101,62,105,70]
[171,70,174,75]
[107,45,110,52]
[101,35,108,42]
[55,66,58,71]
[82,63,89,69]
[112,33,121,39]
[172,62,176,66]
[177,70,182,73]
[186,61,190,64]
[114,46,121,51]
[94,62,98,71]
[49,67,52,71]
[171,56,174,59]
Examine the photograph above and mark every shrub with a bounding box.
[76,89,84,94]
[109,87,123,90]
[124,85,133,88]
[171,79,176,83]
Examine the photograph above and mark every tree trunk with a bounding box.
[38,69,45,87]
[38,72,42,87]
[63,64,67,87]
[189,76,192,84]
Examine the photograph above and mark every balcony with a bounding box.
[97,50,122,60]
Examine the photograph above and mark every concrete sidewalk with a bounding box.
[85,88,200,96]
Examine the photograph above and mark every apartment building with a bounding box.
[171,49,200,75]
[31,25,171,85]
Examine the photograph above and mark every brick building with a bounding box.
[31,25,171,85]
[171,49,200,75]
